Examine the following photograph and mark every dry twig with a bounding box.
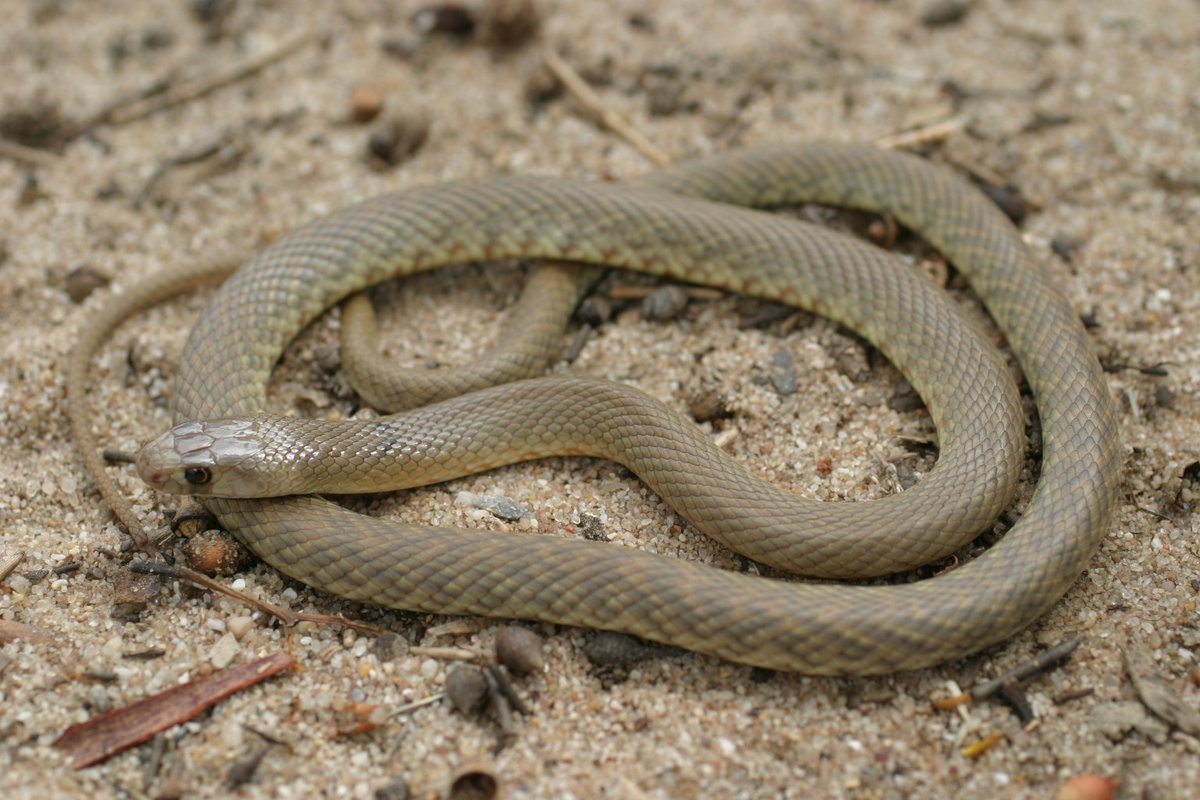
[54,652,296,768]
[130,561,384,633]
[107,30,315,128]
[0,138,60,168]
[541,49,671,167]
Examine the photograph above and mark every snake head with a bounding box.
[136,419,271,497]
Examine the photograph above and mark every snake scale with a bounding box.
[74,142,1120,674]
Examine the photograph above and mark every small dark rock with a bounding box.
[0,98,66,148]
[478,0,541,48]
[640,284,689,321]
[375,776,411,800]
[190,0,235,24]
[373,632,410,661]
[111,568,161,622]
[1050,234,1084,263]
[582,631,669,668]
[768,348,798,396]
[577,513,607,542]
[367,110,430,169]
[920,0,972,27]
[978,182,1027,225]
[524,63,563,106]
[575,295,612,326]
[412,4,476,38]
[889,379,925,413]
[64,264,110,304]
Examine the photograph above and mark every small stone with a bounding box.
[190,0,233,24]
[455,491,528,521]
[64,264,110,303]
[380,33,422,60]
[640,284,689,321]
[889,379,925,413]
[768,348,798,396]
[582,631,670,668]
[577,513,607,542]
[5,573,31,594]
[227,616,255,640]
[111,568,161,622]
[350,86,384,124]
[1088,701,1170,744]
[1050,234,1084,263]
[688,389,729,423]
[979,183,1027,225]
[373,632,410,660]
[86,684,112,713]
[412,4,476,37]
[208,631,240,669]
[495,626,544,675]
[375,776,411,800]
[524,63,562,106]
[920,0,972,27]
[575,295,612,326]
[479,0,541,48]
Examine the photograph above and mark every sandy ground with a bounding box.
[2,0,1198,797]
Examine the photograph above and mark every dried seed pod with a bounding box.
[479,0,541,48]
[182,529,253,575]
[445,664,488,714]
[449,761,498,800]
[494,626,544,675]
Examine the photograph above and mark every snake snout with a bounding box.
[135,431,191,494]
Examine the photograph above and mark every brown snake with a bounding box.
[72,142,1120,674]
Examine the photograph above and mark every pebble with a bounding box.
[227,616,255,640]
[768,348,798,396]
[456,490,528,521]
[209,631,240,669]
[640,284,689,321]
[350,86,384,124]
[920,0,972,27]
[479,0,541,48]
[64,264,110,303]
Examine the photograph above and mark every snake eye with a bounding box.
[184,467,212,486]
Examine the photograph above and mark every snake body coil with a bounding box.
[110,143,1120,673]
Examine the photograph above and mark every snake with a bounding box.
[71,142,1120,674]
